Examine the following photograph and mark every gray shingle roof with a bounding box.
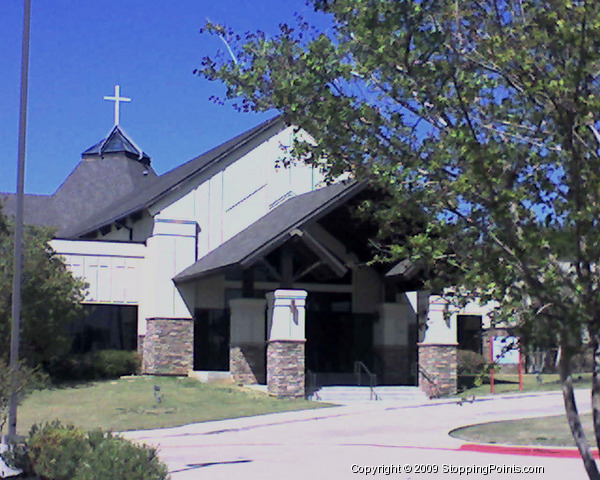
[1,153,158,235]
[174,181,364,283]
[51,156,157,234]
[61,115,285,239]
[0,193,56,228]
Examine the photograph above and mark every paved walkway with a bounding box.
[124,389,593,479]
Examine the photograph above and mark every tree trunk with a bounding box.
[592,338,600,453]
[559,345,600,479]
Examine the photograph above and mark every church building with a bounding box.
[1,88,494,399]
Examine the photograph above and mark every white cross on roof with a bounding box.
[103,85,131,126]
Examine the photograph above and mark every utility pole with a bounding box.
[8,0,32,439]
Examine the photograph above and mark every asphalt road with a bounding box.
[125,389,593,479]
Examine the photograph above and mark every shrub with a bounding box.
[92,350,140,379]
[4,422,170,480]
[457,349,489,376]
[47,350,140,382]
[46,355,95,382]
[74,432,169,480]
[26,421,91,480]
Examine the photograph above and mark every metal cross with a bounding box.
[103,85,131,125]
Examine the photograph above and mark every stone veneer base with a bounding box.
[143,318,193,375]
[137,334,145,356]
[230,343,266,385]
[418,343,457,397]
[267,340,305,398]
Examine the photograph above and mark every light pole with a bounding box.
[8,0,32,439]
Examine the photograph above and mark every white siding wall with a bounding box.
[50,239,145,305]
[156,126,323,261]
[421,296,497,345]
[141,219,197,329]
[140,127,323,325]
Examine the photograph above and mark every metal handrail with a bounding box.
[354,361,379,400]
[418,365,441,399]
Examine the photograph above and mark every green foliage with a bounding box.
[92,350,141,378]
[73,432,169,480]
[457,349,491,389]
[457,349,490,376]
[0,208,86,369]
[0,361,48,436]
[198,4,600,474]
[47,350,140,382]
[26,421,91,480]
[3,422,170,480]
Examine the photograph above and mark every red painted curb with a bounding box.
[460,443,600,459]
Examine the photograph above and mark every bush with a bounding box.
[73,432,169,480]
[3,422,170,480]
[46,355,95,382]
[92,350,141,379]
[26,421,91,480]
[47,350,140,382]
[457,349,489,375]
[457,349,491,391]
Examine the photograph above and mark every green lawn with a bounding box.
[12,376,327,435]
[453,373,594,447]
[457,372,591,397]
[450,413,594,447]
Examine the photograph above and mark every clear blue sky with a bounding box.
[0,1,326,195]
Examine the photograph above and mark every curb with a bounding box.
[459,443,599,459]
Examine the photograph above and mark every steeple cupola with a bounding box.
[81,125,151,165]
[80,85,151,165]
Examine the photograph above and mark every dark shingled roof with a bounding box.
[174,181,365,283]
[1,154,158,236]
[51,156,157,234]
[0,193,56,228]
[61,115,286,239]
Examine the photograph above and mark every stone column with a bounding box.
[418,295,458,397]
[143,317,193,375]
[374,303,412,385]
[137,334,145,356]
[229,298,267,385]
[266,290,307,398]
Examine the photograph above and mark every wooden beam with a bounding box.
[293,260,323,282]
[296,229,348,278]
[280,244,294,288]
[258,258,282,282]
[242,268,255,297]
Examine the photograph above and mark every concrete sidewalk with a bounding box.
[124,389,593,479]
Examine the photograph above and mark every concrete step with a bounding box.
[312,386,429,404]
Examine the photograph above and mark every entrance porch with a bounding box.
[150,183,480,398]
[188,279,425,398]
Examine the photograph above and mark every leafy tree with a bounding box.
[197,1,600,476]
[0,207,86,369]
